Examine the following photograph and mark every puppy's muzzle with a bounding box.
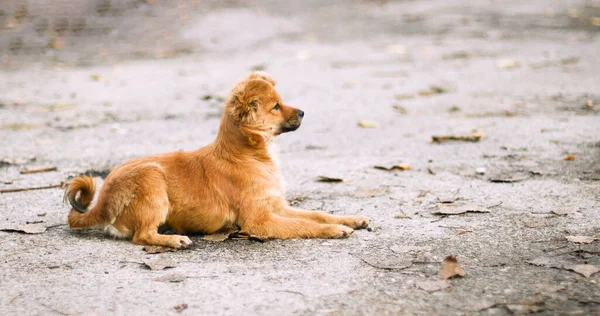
[280,110,304,133]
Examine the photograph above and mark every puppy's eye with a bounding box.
[273,103,280,111]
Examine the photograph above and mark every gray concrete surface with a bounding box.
[1,0,600,315]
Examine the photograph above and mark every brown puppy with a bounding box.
[65,72,369,248]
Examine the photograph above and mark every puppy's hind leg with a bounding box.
[115,166,192,249]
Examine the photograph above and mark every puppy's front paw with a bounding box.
[343,216,370,229]
[171,235,193,249]
[323,224,354,239]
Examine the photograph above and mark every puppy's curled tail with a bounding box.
[65,176,102,228]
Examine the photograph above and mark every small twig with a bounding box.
[10,293,22,303]
[40,303,68,316]
[20,166,57,174]
[0,182,65,194]
[487,201,503,208]
[275,290,306,297]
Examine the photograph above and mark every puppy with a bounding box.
[65,72,369,248]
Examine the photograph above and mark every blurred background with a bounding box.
[1,0,599,69]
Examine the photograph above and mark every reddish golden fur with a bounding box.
[65,72,369,248]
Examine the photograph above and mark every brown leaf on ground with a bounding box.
[203,233,231,242]
[416,280,451,293]
[438,255,466,279]
[357,120,380,128]
[316,176,344,183]
[563,264,600,278]
[143,245,176,254]
[174,303,188,313]
[565,155,575,161]
[394,215,412,219]
[0,223,47,234]
[374,163,411,171]
[20,166,57,174]
[153,274,187,283]
[143,258,177,270]
[393,104,408,114]
[431,132,484,143]
[565,235,596,244]
[433,204,489,216]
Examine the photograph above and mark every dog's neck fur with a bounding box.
[212,113,274,163]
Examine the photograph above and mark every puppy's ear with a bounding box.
[228,93,259,123]
[246,71,276,86]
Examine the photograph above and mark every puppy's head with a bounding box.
[227,72,304,137]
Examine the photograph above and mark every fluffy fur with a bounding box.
[65,72,369,248]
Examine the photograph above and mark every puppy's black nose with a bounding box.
[298,110,304,118]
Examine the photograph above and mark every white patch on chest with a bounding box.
[266,140,287,194]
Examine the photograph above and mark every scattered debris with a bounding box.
[438,255,466,279]
[0,182,66,194]
[475,167,486,175]
[448,105,462,112]
[563,264,600,278]
[374,163,411,171]
[565,155,575,161]
[416,280,451,293]
[394,215,412,219]
[392,104,408,114]
[305,145,327,150]
[456,229,473,235]
[433,204,489,216]
[0,223,47,234]
[37,212,47,217]
[143,258,178,270]
[551,209,579,216]
[288,194,309,206]
[20,166,57,174]
[90,74,103,82]
[497,59,520,69]
[431,132,484,143]
[26,220,44,224]
[143,245,176,254]
[316,176,344,183]
[427,167,436,175]
[443,51,471,60]
[357,120,380,128]
[505,303,545,314]
[174,303,188,313]
[565,235,596,244]
[395,85,448,100]
[153,274,187,283]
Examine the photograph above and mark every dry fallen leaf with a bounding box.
[565,235,596,244]
[416,280,451,293]
[143,245,176,254]
[565,155,575,161]
[203,233,231,242]
[0,223,47,234]
[153,274,187,283]
[433,204,489,216]
[438,255,466,279]
[374,163,411,171]
[90,74,103,82]
[563,264,600,278]
[316,176,344,183]
[357,120,380,128]
[143,258,177,270]
[174,303,188,313]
